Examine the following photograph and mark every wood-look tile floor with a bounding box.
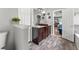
[30,35,77,50]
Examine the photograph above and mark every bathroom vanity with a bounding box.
[32,24,51,45]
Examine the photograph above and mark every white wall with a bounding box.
[45,9,53,25]
[0,8,18,31]
[74,9,79,25]
[33,9,41,25]
[0,8,18,49]
[54,11,62,17]
[18,8,32,25]
[74,8,79,25]
[33,8,53,25]
[18,8,33,42]
[74,15,79,25]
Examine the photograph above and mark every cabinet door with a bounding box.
[62,9,74,42]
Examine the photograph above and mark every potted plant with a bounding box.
[12,17,20,24]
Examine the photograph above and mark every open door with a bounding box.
[53,10,62,36]
[62,9,74,42]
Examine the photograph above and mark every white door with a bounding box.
[62,9,74,42]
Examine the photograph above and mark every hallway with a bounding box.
[30,35,77,50]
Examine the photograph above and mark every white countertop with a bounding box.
[32,25,45,28]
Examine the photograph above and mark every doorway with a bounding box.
[53,10,62,37]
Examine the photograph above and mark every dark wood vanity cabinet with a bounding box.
[32,27,45,44]
[32,24,51,45]
[38,24,51,37]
